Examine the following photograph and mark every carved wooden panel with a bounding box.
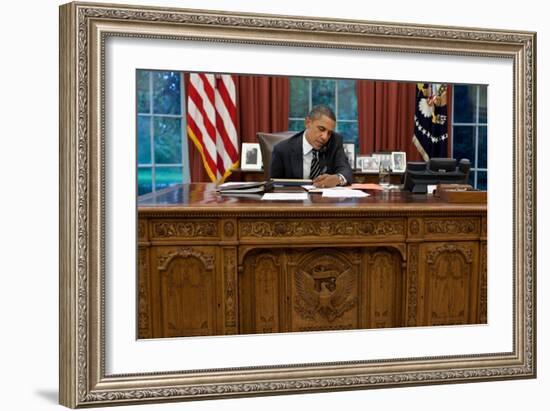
[138,218,148,242]
[406,244,419,326]
[288,249,360,332]
[479,242,487,323]
[150,219,219,240]
[419,242,480,325]
[153,246,218,337]
[137,246,151,339]
[421,217,481,241]
[222,247,238,334]
[366,249,404,328]
[408,218,422,238]
[222,219,237,240]
[239,218,405,241]
[240,250,283,334]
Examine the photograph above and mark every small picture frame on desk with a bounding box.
[342,143,355,169]
[241,142,263,170]
[372,152,392,169]
[361,156,380,173]
[355,155,370,170]
[391,151,407,173]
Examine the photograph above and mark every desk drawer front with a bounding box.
[149,219,220,241]
[408,217,482,241]
[239,218,406,241]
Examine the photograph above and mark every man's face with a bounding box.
[304,114,335,150]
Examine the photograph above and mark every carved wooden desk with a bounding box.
[137,183,487,339]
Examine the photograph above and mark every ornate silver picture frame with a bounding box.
[59,1,536,407]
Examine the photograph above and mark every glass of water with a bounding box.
[379,160,391,189]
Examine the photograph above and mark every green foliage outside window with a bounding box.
[137,70,188,196]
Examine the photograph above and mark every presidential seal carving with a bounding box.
[294,255,357,322]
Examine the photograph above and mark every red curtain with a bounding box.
[357,80,453,161]
[357,80,420,161]
[188,75,289,182]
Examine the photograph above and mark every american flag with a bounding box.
[187,73,239,183]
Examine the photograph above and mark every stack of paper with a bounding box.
[321,189,369,198]
[262,192,309,201]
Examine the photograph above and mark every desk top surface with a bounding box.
[137,184,486,216]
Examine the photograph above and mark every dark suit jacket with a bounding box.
[269,130,353,183]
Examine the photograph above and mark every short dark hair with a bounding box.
[307,105,336,122]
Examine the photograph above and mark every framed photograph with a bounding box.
[391,151,407,173]
[372,152,392,169]
[355,154,369,170]
[342,143,355,169]
[361,156,380,173]
[241,142,263,170]
[59,2,536,408]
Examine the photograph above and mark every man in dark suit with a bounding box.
[270,105,353,188]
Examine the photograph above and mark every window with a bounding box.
[136,70,190,196]
[451,84,488,190]
[288,77,358,149]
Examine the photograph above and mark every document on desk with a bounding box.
[302,185,348,193]
[262,192,309,201]
[321,189,369,198]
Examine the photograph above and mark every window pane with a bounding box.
[453,85,476,123]
[137,115,151,164]
[337,80,357,120]
[137,70,150,114]
[467,170,475,187]
[479,85,487,123]
[311,79,335,108]
[138,167,152,196]
[478,126,487,168]
[336,121,358,145]
[155,166,183,191]
[288,120,304,132]
[477,171,487,191]
[154,117,182,164]
[153,71,181,115]
[453,125,476,163]
[289,77,309,118]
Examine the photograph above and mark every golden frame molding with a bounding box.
[59,1,536,407]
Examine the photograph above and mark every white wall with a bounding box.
[0,0,546,410]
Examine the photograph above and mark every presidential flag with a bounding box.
[187,73,239,183]
[412,83,449,161]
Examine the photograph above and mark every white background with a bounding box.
[0,0,546,410]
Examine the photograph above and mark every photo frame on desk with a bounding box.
[391,151,407,173]
[59,1,536,408]
[342,143,356,169]
[361,156,381,173]
[355,154,370,170]
[240,142,263,171]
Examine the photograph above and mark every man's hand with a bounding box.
[313,174,340,188]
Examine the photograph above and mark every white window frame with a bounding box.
[451,84,488,189]
[137,70,190,195]
[288,78,358,144]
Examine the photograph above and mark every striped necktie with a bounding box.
[310,149,321,179]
